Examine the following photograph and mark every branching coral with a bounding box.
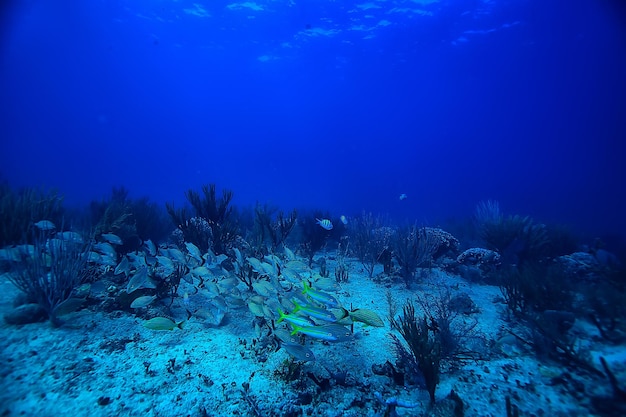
[167,184,238,254]
[254,204,297,252]
[498,262,574,316]
[7,232,90,327]
[391,300,441,403]
[0,183,64,246]
[393,225,438,287]
[481,214,549,264]
[348,212,393,278]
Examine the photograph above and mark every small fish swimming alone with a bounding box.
[399,193,408,201]
[130,295,157,309]
[33,220,56,231]
[340,215,348,225]
[142,317,184,331]
[316,218,333,230]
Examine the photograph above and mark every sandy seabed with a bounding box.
[0,255,623,417]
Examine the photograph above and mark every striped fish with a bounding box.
[316,218,333,230]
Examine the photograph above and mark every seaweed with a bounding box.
[334,239,350,283]
[253,203,297,252]
[505,396,520,417]
[298,210,332,266]
[89,186,142,253]
[481,214,550,265]
[348,212,392,278]
[7,231,90,327]
[416,288,484,362]
[498,262,574,316]
[131,196,174,243]
[474,199,503,228]
[391,300,441,403]
[0,182,64,246]
[393,224,438,287]
[167,183,238,254]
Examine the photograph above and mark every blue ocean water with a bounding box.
[3,3,626,416]
[1,0,625,236]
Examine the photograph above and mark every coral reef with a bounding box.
[456,247,501,267]
[393,225,439,287]
[5,229,90,326]
[167,184,238,254]
[348,212,393,278]
[391,300,441,403]
[253,203,297,252]
[0,183,64,246]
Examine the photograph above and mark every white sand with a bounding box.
[0,255,621,416]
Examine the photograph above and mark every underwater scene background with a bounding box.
[1,1,626,416]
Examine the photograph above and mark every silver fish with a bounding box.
[53,297,85,317]
[130,295,157,309]
[127,251,147,268]
[247,257,265,273]
[114,257,130,277]
[126,267,156,293]
[33,220,56,230]
[101,233,123,245]
[87,251,102,263]
[156,255,175,271]
[166,248,186,264]
[252,281,276,297]
[282,342,315,362]
[185,242,203,263]
[143,317,184,331]
[281,267,301,283]
[260,261,276,276]
[283,245,296,261]
[191,266,212,279]
[143,240,157,256]
[57,231,84,243]
[98,254,118,267]
[214,254,228,264]
[285,260,309,273]
[233,248,244,266]
[94,242,116,259]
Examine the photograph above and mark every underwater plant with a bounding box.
[585,276,626,343]
[416,288,483,362]
[131,196,174,243]
[0,182,64,246]
[480,214,550,265]
[167,184,238,254]
[393,224,438,287]
[348,212,393,278]
[474,199,503,230]
[391,300,441,403]
[298,210,333,266]
[498,262,574,317]
[253,203,298,252]
[7,229,90,327]
[89,186,142,253]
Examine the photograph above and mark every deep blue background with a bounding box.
[1,0,625,237]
